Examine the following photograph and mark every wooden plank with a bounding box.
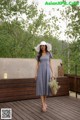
[0,77,69,102]
[34,97,80,120]
[48,98,80,120]
[0,96,80,120]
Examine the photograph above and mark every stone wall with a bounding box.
[0,58,62,79]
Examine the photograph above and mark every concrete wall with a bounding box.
[0,58,62,79]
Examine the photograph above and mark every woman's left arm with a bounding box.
[50,59,55,79]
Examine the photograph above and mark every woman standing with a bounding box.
[34,41,55,112]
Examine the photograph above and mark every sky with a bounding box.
[28,0,80,42]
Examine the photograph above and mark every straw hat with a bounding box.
[34,41,52,52]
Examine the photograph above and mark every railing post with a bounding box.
[75,76,77,98]
[75,65,77,98]
[75,65,77,76]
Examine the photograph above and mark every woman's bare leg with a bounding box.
[41,96,47,112]
[44,96,47,108]
[41,96,45,106]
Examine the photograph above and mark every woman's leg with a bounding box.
[44,96,47,108]
[41,96,47,112]
[41,96,45,107]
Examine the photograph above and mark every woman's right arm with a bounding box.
[35,61,39,80]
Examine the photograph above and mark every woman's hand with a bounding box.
[34,75,37,80]
[52,75,55,80]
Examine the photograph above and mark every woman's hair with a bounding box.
[38,45,48,61]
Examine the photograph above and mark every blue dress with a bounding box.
[36,52,52,96]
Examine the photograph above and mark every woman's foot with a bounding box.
[41,104,47,112]
[45,103,47,108]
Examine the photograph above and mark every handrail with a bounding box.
[66,75,80,98]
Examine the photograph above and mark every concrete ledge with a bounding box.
[0,58,62,79]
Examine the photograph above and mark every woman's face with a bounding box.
[40,45,47,51]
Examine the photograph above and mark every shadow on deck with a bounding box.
[0,96,80,120]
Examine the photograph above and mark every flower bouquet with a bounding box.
[49,78,60,95]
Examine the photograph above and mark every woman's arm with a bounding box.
[35,61,39,80]
[50,59,55,79]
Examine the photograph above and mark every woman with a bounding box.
[34,41,55,112]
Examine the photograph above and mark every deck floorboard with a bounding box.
[0,96,80,120]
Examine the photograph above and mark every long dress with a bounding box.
[36,52,52,96]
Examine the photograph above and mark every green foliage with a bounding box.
[68,40,80,75]
[0,0,80,75]
[0,22,34,57]
[65,6,80,75]
[0,0,48,58]
[65,6,80,41]
[58,5,80,75]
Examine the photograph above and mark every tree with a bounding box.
[65,5,80,41]
[58,4,80,74]
[65,5,80,74]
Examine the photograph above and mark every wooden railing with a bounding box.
[66,74,80,98]
[0,77,69,103]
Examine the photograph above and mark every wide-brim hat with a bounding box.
[34,41,52,52]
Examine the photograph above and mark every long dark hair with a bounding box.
[38,45,48,61]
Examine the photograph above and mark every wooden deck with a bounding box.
[0,96,80,120]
